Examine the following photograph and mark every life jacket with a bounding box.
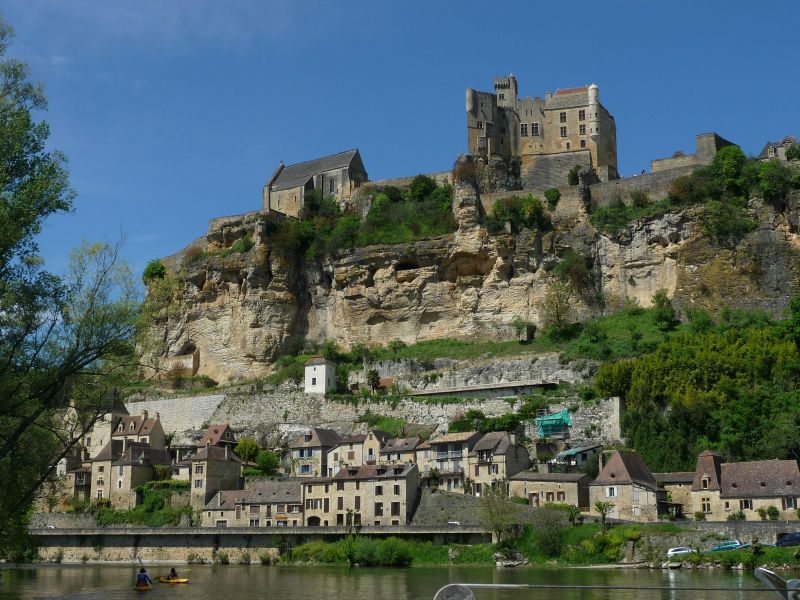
[137,573,150,586]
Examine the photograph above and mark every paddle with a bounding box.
[137,557,156,592]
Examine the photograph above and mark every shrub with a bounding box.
[256,450,279,475]
[235,438,260,463]
[757,506,767,520]
[567,165,581,186]
[142,259,166,283]
[727,510,746,521]
[786,144,800,161]
[630,190,649,208]
[258,550,273,565]
[374,537,413,567]
[652,290,676,331]
[767,505,780,521]
[758,160,792,202]
[230,234,255,254]
[545,188,561,210]
[239,551,251,565]
[212,550,230,565]
[694,511,705,522]
[554,250,591,292]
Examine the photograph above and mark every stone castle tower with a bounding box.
[466,75,619,189]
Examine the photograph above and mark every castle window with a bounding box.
[476,121,483,129]
[701,497,710,513]
[579,109,586,121]
[329,179,335,194]
[566,142,571,150]
[579,124,586,135]
[531,122,539,136]
[520,123,528,137]
[560,127,567,138]
[499,93,505,100]
[560,112,567,123]
[580,140,586,148]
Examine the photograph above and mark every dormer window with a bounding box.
[304,434,312,443]
[768,147,776,157]
[129,423,135,431]
[117,424,123,432]
[701,476,709,490]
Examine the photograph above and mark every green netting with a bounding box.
[534,408,572,438]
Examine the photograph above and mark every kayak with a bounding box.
[158,577,189,584]
[134,584,152,592]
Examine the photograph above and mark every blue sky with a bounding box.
[3,0,799,278]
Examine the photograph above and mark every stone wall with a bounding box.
[588,165,697,208]
[366,171,452,188]
[521,150,592,190]
[125,394,225,445]
[523,396,624,445]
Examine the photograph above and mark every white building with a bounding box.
[304,357,336,394]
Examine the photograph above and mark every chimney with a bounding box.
[141,410,148,420]
[545,91,552,101]
[599,450,604,472]
[225,446,229,460]
[217,493,221,507]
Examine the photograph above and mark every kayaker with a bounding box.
[136,567,153,588]
[168,567,179,580]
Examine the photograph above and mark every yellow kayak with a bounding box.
[158,577,189,584]
[134,584,152,592]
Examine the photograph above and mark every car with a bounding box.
[776,532,800,547]
[708,540,742,552]
[666,547,693,559]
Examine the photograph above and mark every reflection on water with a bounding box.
[0,564,769,600]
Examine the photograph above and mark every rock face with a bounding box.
[147,186,800,383]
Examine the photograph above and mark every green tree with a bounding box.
[366,369,380,393]
[234,437,260,462]
[0,19,140,559]
[567,165,581,186]
[594,501,615,531]
[710,145,746,194]
[544,188,561,210]
[538,281,573,332]
[758,159,792,202]
[652,290,676,331]
[479,488,517,541]
[142,259,166,283]
[786,144,800,161]
[255,450,279,475]
[387,338,406,354]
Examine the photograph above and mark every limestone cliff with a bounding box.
[146,183,800,383]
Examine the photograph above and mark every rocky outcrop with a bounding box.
[146,185,800,383]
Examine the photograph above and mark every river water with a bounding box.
[0,564,776,600]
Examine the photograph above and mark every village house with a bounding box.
[198,423,237,451]
[288,428,340,477]
[109,443,172,510]
[589,450,665,522]
[654,471,694,515]
[467,431,531,496]
[303,357,337,394]
[325,429,390,476]
[379,437,422,465]
[554,444,602,469]
[690,450,800,521]
[202,481,303,528]
[263,149,368,218]
[759,135,798,162]
[90,439,124,502]
[303,464,420,526]
[111,410,166,450]
[508,471,591,509]
[189,445,241,509]
[416,431,481,493]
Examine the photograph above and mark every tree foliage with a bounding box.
[234,437,260,462]
[486,195,550,234]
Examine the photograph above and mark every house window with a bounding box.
[531,122,539,136]
[606,486,616,498]
[784,497,797,510]
[477,121,483,129]
[474,465,479,476]
[490,464,499,475]
[355,496,361,510]
[117,480,122,489]
[521,123,528,136]
[194,479,203,488]
[566,142,571,149]
[499,93,505,100]
[701,477,709,490]
[545,492,554,502]
[96,489,103,499]
[701,497,711,513]
[118,465,124,476]
[579,124,586,135]
[579,109,586,121]
[250,505,260,514]
[560,112,567,123]
[195,465,204,475]
[336,481,344,491]
[740,499,753,510]
[580,140,586,148]
[216,521,227,528]
[724,501,730,511]
[557,491,565,501]
[768,147,775,157]
[98,466,104,473]
[249,518,260,527]
[300,465,311,474]
[376,486,383,496]
[375,502,383,516]
[391,502,401,516]
[312,377,316,386]
[560,127,567,138]
[329,179,335,194]
[337,497,344,510]
[394,485,400,495]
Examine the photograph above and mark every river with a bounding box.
[0,564,776,600]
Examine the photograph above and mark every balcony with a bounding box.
[435,452,449,460]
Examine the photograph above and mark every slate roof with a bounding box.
[192,445,241,462]
[93,439,125,462]
[333,463,417,481]
[470,431,514,456]
[692,450,724,491]
[381,437,422,454]
[654,471,695,485]
[112,413,160,438]
[592,450,658,491]
[289,427,341,449]
[272,150,360,192]
[719,460,800,499]
[509,470,590,483]
[546,88,589,110]
[758,135,798,159]
[305,356,333,366]
[198,423,235,447]
[112,444,171,467]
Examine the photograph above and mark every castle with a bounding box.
[466,75,618,189]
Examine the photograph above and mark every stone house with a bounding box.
[466,75,618,188]
[508,471,591,509]
[109,443,172,510]
[555,444,602,469]
[589,450,664,522]
[304,464,420,526]
[325,429,391,476]
[304,357,337,394]
[758,135,798,162]
[263,149,368,218]
[690,451,800,521]
[64,466,91,504]
[288,428,340,477]
[467,432,531,497]
[189,445,242,509]
[90,439,124,502]
[654,471,694,515]
[379,437,422,465]
[416,431,481,494]
[198,423,237,451]
[202,481,303,528]
[111,410,166,450]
